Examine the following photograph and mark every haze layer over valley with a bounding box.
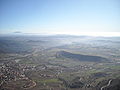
[0,35,120,90]
[0,0,120,90]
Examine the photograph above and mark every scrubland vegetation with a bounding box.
[0,35,120,90]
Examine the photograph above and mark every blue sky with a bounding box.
[0,0,120,36]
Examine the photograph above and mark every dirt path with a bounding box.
[23,80,36,89]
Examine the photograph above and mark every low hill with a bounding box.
[56,51,108,62]
[0,39,32,53]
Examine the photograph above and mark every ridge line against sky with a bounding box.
[0,0,120,36]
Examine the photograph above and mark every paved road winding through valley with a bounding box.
[101,79,112,90]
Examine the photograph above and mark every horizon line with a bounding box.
[0,32,120,37]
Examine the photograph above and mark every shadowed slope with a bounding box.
[56,51,108,62]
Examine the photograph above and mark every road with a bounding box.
[101,79,112,90]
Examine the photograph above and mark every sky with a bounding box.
[0,0,120,36]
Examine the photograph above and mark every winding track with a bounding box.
[23,80,36,89]
[101,79,112,90]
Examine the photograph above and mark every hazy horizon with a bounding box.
[0,32,120,37]
[0,1,120,89]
